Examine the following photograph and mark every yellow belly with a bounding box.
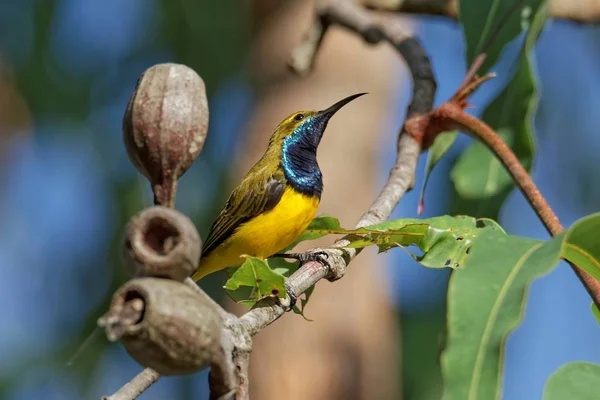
[193,187,319,280]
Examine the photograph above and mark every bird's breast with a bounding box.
[232,186,320,258]
[193,186,320,280]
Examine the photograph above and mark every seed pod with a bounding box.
[123,63,209,207]
[98,278,222,375]
[123,206,201,282]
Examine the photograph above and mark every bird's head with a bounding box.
[269,93,366,151]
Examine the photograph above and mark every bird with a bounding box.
[192,93,366,289]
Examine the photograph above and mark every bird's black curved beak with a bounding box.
[318,92,367,119]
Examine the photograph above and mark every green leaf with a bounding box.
[418,131,458,215]
[459,0,545,74]
[344,223,428,252]
[559,212,600,282]
[591,303,600,326]
[347,215,505,270]
[224,256,287,304]
[441,230,561,400]
[543,362,600,400]
[441,212,600,399]
[451,2,547,219]
[265,257,316,319]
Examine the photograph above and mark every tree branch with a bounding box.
[362,0,600,23]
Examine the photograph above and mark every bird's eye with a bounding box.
[294,113,305,122]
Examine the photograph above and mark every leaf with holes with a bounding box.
[267,257,315,319]
[418,131,458,215]
[224,256,286,304]
[344,216,505,270]
[441,230,559,400]
[451,3,547,219]
[543,362,600,400]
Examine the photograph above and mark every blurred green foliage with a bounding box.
[1,1,252,398]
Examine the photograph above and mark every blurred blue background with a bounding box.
[0,1,598,399]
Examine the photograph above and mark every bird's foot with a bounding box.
[272,251,331,311]
[272,251,331,270]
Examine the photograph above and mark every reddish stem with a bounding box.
[438,103,600,308]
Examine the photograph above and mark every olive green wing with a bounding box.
[201,170,286,256]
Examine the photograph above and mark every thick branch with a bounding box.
[363,0,600,23]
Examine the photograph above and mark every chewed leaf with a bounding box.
[224,256,286,302]
[419,226,473,269]
[344,224,428,251]
[344,215,507,270]
[475,218,506,233]
[419,131,458,215]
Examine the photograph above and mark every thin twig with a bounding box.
[101,368,160,400]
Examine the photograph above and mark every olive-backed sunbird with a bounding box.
[192,93,366,281]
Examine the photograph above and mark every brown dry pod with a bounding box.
[123,63,209,207]
[123,206,201,281]
[98,277,222,375]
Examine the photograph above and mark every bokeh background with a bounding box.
[0,1,599,399]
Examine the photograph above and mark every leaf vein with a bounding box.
[467,242,543,400]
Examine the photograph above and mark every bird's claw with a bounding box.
[272,250,332,272]
[271,251,331,312]
[298,251,331,271]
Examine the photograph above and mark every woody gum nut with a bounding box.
[123,206,202,281]
[123,63,209,207]
[97,278,222,375]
